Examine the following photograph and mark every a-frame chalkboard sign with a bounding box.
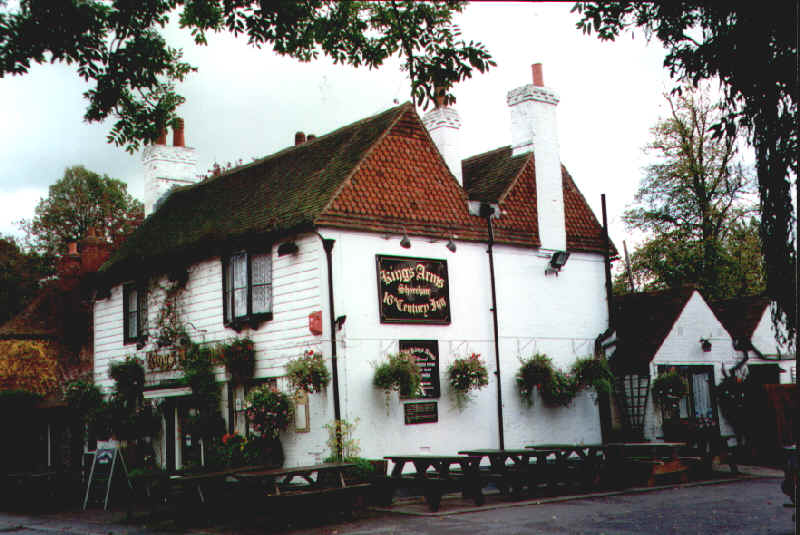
[82,446,132,510]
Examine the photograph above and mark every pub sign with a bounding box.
[376,255,450,324]
[399,339,440,399]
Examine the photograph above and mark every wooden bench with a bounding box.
[606,443,687,488]
[234,463,370,523]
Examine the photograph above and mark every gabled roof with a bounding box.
[710,295,770,342]
[611,286,696,374]
[103,103,612,282]
[462,146,612,254]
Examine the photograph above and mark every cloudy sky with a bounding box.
[0,2,686,250]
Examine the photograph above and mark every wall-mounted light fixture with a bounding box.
[700,338,712,352]
[277,241,299,256]
[545,250,570,276]
[446,237,457,253]
[400,229,411,249]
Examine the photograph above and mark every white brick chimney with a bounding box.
[507,63,566,251]
[143,118,198,216]
[422,94,463,186]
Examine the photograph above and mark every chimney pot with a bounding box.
[434,86,446,109]
[307,134,316,141]
[67,242,78,255]
[532,63,544,87]
[295,131,306,146]
[173,118,185,147]
[156,128,167,145]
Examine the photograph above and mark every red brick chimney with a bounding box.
[80,228,112,274]
[295,131,306,146]
[57,242,82,291]
[532,63,544,87]
[173,118,185,147]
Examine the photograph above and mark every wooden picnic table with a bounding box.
[457,448,558,497]
[233,462,369,521]
[525,444,607,489]
[605,442,688,487]
[383,454,484,511]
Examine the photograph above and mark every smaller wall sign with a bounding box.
[145,349,184,372]
[404,402,438,425]
[376,255,450,324]
[399,340,440,399]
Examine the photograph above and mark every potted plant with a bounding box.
[540,369,579,407]
[373,352,422,401]
[219,338,255,383]
[447,353,489,408]
[286,349,331,393]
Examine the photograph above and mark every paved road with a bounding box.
[0,477,795,534]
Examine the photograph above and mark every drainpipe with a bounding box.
[313,232,343,456]
[598,194,614,441]
[482,203,504,450]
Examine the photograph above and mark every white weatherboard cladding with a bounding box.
[92,234,332,465]
[750,305,794,384]
[643,291,738,439]
[422,107,463,186]
[323,228,608,458]
[142,144,198,216]
[507,84,566,251]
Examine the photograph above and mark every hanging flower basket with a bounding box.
[220,338,255,383]
[373,352,421,398]
[245,385,294,439]
[651,368,689,408]
[516,353,554,405]
[447,353,489,408]
[286,350,331,394]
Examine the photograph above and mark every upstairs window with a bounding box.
[223,250,273,329]
[123,282,147,346]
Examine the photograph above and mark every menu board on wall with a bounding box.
[399,339,440,399]
[404,402,438,425]
[376,255,450,324]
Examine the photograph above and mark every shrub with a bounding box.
[109,356,145,403]
[373,352,421,397]
[286,350,331,394]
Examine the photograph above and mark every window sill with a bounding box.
[226,313,273,332]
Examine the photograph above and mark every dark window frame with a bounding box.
[123,281,147,346]
[222,249,273,331]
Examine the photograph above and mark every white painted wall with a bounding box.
[422,106,463,186]
[322,227,608,459]
[750,305,794,384]
[643,291,739,439]
[94,224,610,466]
[93,234,333,466]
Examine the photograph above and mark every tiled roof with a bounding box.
[710,295,770,342]
[103,104,412,279]
[103,103,611,281]
[462,146,612,254]
[611,287,696,374]
[462,147,528,203]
